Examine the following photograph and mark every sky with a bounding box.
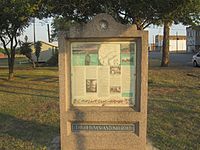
[146,24,187,43]
[19,18,53,44]
[19,18,187,45]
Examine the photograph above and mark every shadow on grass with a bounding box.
[149,82,200,90]
[14,75,58,83]
[30,76,58,83]
[149,63,200,71]
[0,113,59,147]
[0,76,58,88]
[148,98,199,114]
[0,89,59,99]
[0,84,58,94]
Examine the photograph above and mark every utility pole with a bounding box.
[40,19,51,43]
[153,35,155,51]
[176,32,178,53]
[33,18,36,44]
[47,24,51,43]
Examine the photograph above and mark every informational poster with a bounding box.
[71,42,136,107]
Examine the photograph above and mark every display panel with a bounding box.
[71,42,136,106]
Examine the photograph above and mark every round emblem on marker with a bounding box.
[99,20,108,30]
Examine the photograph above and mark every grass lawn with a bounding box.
[0,58,200,149]
[0,65,59,150]
[148,59,200,149]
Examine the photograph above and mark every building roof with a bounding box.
[39,41,58,47]
[30,41,58,47]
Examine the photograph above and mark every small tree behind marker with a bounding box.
[35,41,42,65]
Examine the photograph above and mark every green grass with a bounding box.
[0,66,59,150]
[148,61,200,149]
[0,58,200,149]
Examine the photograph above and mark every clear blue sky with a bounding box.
[20,18,187,44]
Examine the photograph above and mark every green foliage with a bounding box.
[0,0,42,43]
[19,42,36,68]
[19,42,32,56]
[51,17,77,41]
[0,47,6,54]
[107,0,161,28]
[45,0,103,22]
[0,48,12,54]
[47,0,200,30]
[48,0,199,68]
[118,0,200,28]
[151,0,200,26]
[0,0,44,78]
[15,47,21,55]
[176,0,200,26]
[35,41,42,62]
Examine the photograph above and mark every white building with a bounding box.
[186,26,200,53]
[155,35,186,52]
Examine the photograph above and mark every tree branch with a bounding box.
[6,28,12,40]
[10,36,13,52]
[141,18,149,28]
[13,31,18,50]
[0,36,10,58]
[5,39,11,46]
[143,22,152,29]
[118,11,133,21]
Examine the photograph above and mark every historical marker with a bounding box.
[58,13,148,150]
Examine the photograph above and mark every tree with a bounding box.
[51,17,77,41]
[156,0,200,67]
[0,0,42,79]
[48,0,157,39]
[45,0,103,21]
[19,42,36,68]
[103,0,199,67]
[0,47,8,55]
[47,0,200,68]
[35,41,42,64]
[46,1,179,36]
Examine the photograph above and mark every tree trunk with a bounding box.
[36,57,39,67]
[8,58,14,80]
[161,21,170,67]
[26,54,36,69]
[32,60,36,68]
[29,57,36,69]
[0,33,18,80]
